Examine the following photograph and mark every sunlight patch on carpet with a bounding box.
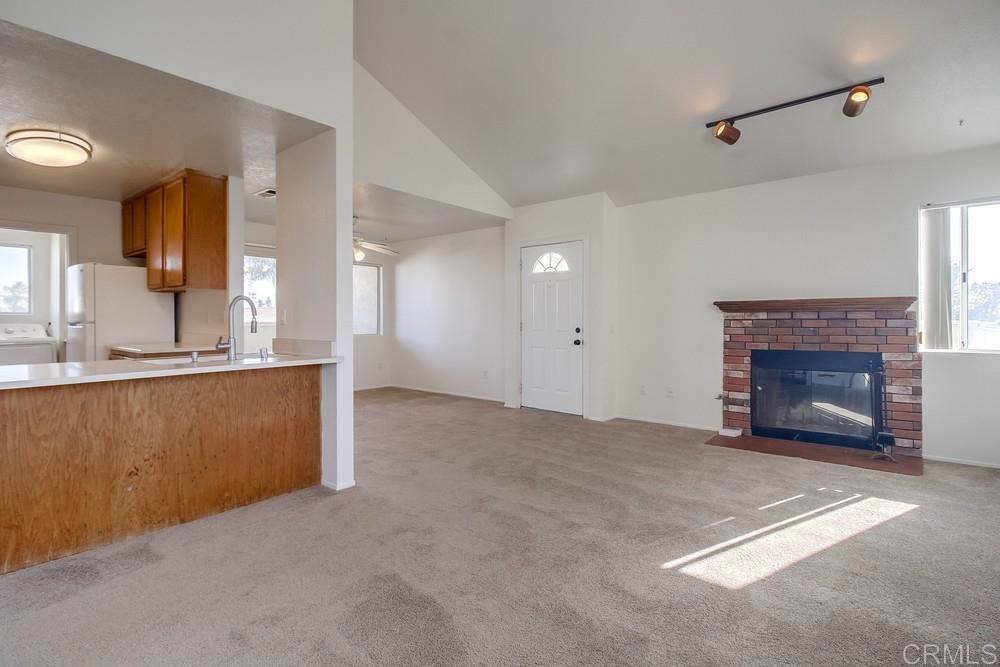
[666,497,917,589]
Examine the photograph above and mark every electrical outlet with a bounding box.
[377,362,384,371]
[665,386,674,399]
[639,384,647,396]
[281,309,288,325]
[482,370,489,379]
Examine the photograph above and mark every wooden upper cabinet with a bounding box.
[184,172,228,289]
[162,177,186,290]
[121,202,134,256]
[132,196,146,253]
[126,169,227,292]
[145,187,164,290]
[121,198,147,258]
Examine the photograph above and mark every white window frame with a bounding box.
[958,205,969,349]
[950,199,1000,351]
[353,262,383,336]
[0,242,33,315]
[242,251,277,323]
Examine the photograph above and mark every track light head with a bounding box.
[713,121,741,145]
[842,85,871,117]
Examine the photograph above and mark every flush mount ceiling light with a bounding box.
[4,129,93,167]
[842,85,872,117]
[706,77,884,145]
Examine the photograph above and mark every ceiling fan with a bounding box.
[353,215,399,261]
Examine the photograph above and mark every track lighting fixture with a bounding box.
[842,85,871,117]
[713,121,741,145]
[705,77,884,145]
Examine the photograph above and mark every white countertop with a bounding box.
[110,342,220,355]
[0,353,341,391]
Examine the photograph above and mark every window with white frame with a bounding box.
[919,201,1000,350]
[0,244,31,313]
[353,263,382,335]
[243,254,277,322]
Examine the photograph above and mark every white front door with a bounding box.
[521,241,584,415]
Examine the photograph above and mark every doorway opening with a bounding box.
[0,225,68,364]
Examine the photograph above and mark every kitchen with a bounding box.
[0,19,352,574]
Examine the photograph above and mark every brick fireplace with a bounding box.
[713,297,922,453]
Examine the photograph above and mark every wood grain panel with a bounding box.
[162,176,186,289]
[713,296,917,313]
[145,187,164,289]
[0,365,321,574]
[131,194,146,254]
[184,172,228,290]
[121,201,133,256]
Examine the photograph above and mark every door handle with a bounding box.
[573,339,582,346]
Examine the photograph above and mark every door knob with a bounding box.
[575,327,581,333]
[573,339,582,346]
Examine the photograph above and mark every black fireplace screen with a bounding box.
[751,350,884,449]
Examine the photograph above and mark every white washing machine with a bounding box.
[0,323,59,365]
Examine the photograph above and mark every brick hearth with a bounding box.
[713,297,922,452]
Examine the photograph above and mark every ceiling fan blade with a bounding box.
[360,241,400,256]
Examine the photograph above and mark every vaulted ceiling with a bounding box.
[355,0,1000,207]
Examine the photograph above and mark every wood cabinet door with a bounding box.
[145,187,164,289]
[121,201,134,256]
[163,177,186,289]
[132,195,146,253]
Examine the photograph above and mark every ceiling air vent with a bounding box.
[253,187,277,199]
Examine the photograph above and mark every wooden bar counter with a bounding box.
[0,355,338,574]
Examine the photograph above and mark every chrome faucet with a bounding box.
[216,295,258,361]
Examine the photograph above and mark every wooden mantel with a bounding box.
[713,296,917,313]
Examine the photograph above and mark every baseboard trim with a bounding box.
[354,384,391,392]
[615,413,717,432]
[321,479,356,492]
[923,454,1000,469]
[388,385,504,404]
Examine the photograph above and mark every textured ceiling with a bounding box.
[0,20,330,204]
[356,0,1000,207]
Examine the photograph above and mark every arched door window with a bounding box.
[532,251,569,273]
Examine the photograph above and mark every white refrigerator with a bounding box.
[66,263,175,362]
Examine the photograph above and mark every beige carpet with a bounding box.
[2,387,998,666]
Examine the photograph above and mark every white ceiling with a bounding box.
[247,182,506,242]
[0,20,330,204]
[353,182,506,243]
[355,0,1000,207]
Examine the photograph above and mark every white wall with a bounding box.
[0,185,128,267]
[245,221,276,247]
[355,63,512,220]
[276,132,339,343]
[0,3,353,131]
[922,351,1000,468]
[617,143,1000,466]
[504,192,618,420]
[391,226,505,401]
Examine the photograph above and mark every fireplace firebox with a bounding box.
[751,350,884,450]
